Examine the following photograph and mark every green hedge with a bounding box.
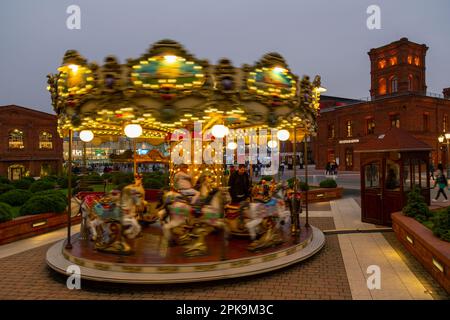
[0,202,14,223]
[319,179,338,188]
[0,176,10,184]
[432,209,450,242]
[287,178,309,191]
[33,190,67,203]
[0,189,32,206]
[0,184,15,195]
[29,180,56,193]
[13,178,33,190]
[143,172,168,189]
[110,172,134,186]
[402,187,431,222]
[20,194,66,215]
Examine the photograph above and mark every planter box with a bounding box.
[300,187,343,203]
[0,212,81,245]
[392,212,450,293]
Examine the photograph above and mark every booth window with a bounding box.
[39,131,53,149]
[365,163,380,188]
[385,161,400,191]
[9,129,24,149]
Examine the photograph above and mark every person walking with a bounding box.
[433,170,448,202]
[228,164,251,204]
[430,163,435,181]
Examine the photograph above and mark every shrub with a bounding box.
[20,194,66,215]
[0,202,14,223]
[111,172,134,186]
[319,179,338,188]
[143,178,164,189]
[287,178,309,191]
[13,178,33,190]
[0,189,32,206]
[432,209,450,242]
[29,180,56,193]
[41,175,59,182]
[0,176,10,184]
[33,190,67,203]
[402,187,431,222]
[0,183,15,195]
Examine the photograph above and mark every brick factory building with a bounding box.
[314,38,450,171]
[0,105,63,180]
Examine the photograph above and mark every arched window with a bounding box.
[408,74,414,91]
[9,129,24,149]
[407,55,413,64]
[378,59,386,69]
[378,78,387,95]
[390,76,398,93]
[414,56,420,66]
[389,56,398,66]
[39,131,53,149]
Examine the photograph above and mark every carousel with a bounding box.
[46,39,326,283]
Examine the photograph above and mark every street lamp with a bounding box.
[124,124,143,175]
[79,130,94,173]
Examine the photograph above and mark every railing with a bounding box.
[355,91,450,103]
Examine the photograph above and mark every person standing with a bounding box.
[228,164,250,204]
[433,170,448,202]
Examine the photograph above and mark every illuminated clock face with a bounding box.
[131,55,205,90]
[247,66,296,99]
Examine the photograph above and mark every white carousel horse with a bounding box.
[245,186,290,240]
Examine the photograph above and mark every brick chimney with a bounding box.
[443,87,450,99]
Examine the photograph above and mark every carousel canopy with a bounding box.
[47,39,324,139]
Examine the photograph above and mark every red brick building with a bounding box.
[0,105,63,180]
[315,38,450,171]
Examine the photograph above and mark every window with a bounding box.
[386,161,400,191]
[9,129,24,149]
[345,149,353,168]
[423,114,429,132]
[365,163,380,188]
[390,56,398,66]
[378,59,386,69]
[378,78,387,95]
[327,124,335,139]
[390,114,400,128]
[444,115,448,132]
[414,56,420,66]
[407,55,413,64]
[40,163,52,177]
[366,118,375,135]
[390,76,398,93]
[408,74,413,91]
[8,164,25,181]
[39,131,53,149]
[346,120,353,137]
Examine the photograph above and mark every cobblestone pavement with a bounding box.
[0,217,352,300]
[382,232,450,300]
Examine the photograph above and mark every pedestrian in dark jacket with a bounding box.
[228,164,250,204]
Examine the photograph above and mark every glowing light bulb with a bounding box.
[268,140,278,149]
[277,129,290,141]
[79,130,94,142]
[164,55,177,63]
[211,124,229,138]
[68,64,79,74]
[124,124,142,138]
[227,142,237,150]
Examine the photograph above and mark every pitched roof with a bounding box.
[354,128,432,153]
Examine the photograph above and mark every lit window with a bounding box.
[407,55,413,64]
[378,78,387,95]
[408,74,413,91]
[390,56,398,66]
[378,59,386,69]
[390,114,400,128]
[39,131,53,149]
[390,76,398,93]
[9,129,24,149]
[346,120,353,137]
[414,56,420,66]
[328,124,335,139]
[367,118,375,135]
[345,149,353,168]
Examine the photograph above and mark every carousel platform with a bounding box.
[46,223,325,284]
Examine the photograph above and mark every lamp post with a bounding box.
[438,133,450,177]
[124,124,143,175]
[79,130,94,173]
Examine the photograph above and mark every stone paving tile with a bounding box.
[0,217,352,300]
[382,232,450,300]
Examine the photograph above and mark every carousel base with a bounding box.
[46,224,325,284]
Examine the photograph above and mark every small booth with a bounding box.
[355,128,431,226]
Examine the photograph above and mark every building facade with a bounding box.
[315,38,450,171]
[0,105,63,180]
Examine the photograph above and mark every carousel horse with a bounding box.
[244,182,290,251]
[157,173,230,253]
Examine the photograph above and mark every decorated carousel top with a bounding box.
[47,39,324,140]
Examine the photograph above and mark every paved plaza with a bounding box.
[0,187,448,300]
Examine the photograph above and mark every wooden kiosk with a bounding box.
[355,128,431,226]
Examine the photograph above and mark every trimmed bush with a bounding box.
[432,209,450,242]
[287,178,309,191]
[33,190,67,203]
[319,179,338,188]
[0,176,10,184]
[111,172,134,186]
[0,183,15,195]
[0,189,32,206]
[0,202,14,223]
[402,187,431,222]
[29,180,56,193]
[13,178,33,190]
[20,194,66,215]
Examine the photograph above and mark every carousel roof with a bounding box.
[47,39,323,138]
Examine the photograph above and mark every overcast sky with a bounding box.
[1,0,449,114]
